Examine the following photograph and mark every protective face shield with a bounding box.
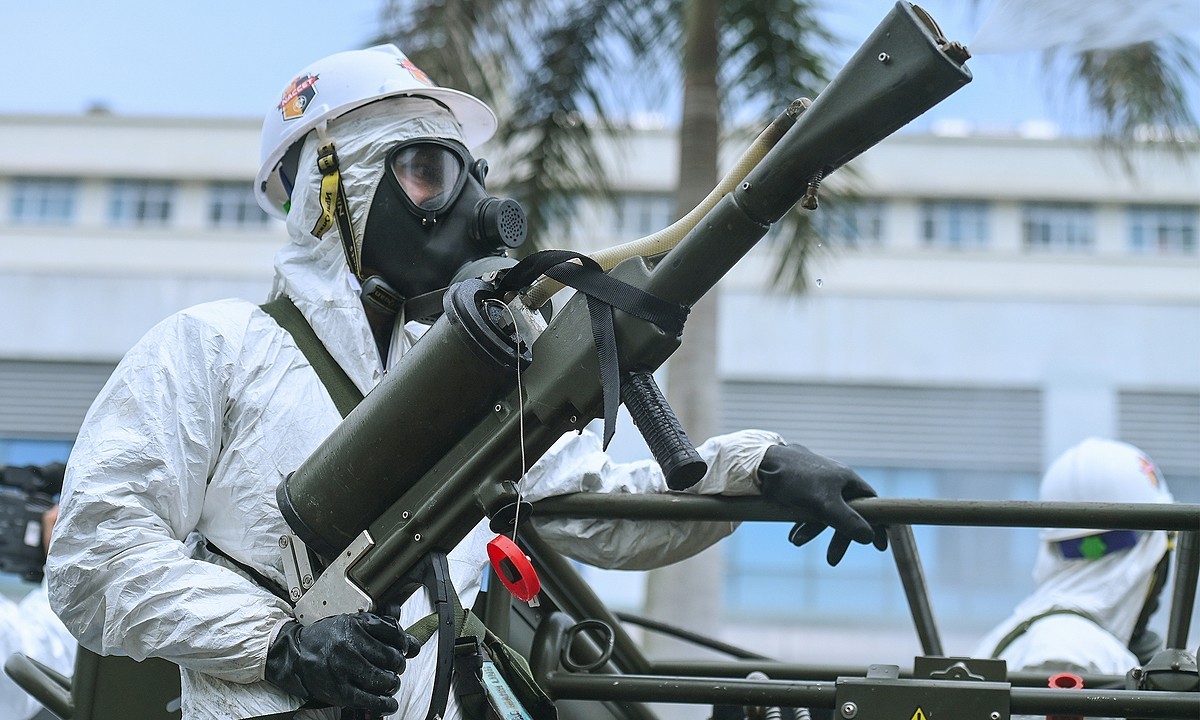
[360,137,527,315]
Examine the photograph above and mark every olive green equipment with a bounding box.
[273,0,974,626]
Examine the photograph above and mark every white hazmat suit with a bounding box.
[972,530,1169,675]
[0,582,76,720]
[46,97,785,719]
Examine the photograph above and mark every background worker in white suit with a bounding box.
[974,437,1176,677]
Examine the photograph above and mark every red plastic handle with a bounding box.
[487,534,541,602]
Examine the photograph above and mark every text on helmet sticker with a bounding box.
[279,74,319,121]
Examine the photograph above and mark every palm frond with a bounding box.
[371,0,506,100]
[1054,36,1199,153]
[719,0,835,124]
[498,0,676,247]
[712,0,839,291]
[768,167,868,294]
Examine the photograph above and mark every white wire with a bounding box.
[483,299,528,543]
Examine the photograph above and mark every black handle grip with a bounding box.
[621,372,708,490]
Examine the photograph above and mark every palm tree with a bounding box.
[373,0,1197,657]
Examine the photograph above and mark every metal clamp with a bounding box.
[290,530,376,625]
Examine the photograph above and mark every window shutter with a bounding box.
[1119,390,1200,481]
[721,381,1042,473]
[0,360,115,439]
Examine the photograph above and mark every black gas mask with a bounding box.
[360,138,526,318]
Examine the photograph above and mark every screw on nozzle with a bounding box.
[801,170,824,210]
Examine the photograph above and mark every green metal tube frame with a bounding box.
[532,495,1199,530]
[522,496,1200,719]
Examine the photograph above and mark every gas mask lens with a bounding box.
[389,142,464,212]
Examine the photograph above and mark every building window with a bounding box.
[1128,205,1198,255]
[814,199,885,248]
[209,181,270,228]
[724,466,1041,628]
[612,193,673,238]
[9,177,78,225]
[0,437,73,468]
[920,200,989,248]
[108,180,174,227]
[1022,202,1095,252]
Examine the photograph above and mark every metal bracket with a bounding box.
[278,534,315,604]
[835,672,1010,720]
[290,530,375,625]
[915,656,1007,683]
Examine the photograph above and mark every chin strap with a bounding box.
[312,140,364,280]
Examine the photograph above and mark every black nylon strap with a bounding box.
[499,250,687,336]
[260,297,364,418]
[205,540,292,605]
[497,250,688,447]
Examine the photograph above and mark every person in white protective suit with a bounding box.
[0,505,76,720]
[973,437,1175,679]
[46,45,887,720]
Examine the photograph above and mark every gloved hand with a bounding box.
[757,443,888,566]
[265,612,420,714]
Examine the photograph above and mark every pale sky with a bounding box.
[1,0,1195,136]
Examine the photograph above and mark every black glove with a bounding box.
[757,443,888,566]
[265,612,420,714]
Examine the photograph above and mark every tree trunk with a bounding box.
[642,0,725,662]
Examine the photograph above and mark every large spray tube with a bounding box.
[277,279,531,558]
[641,0,971,308]
[277,0,973,613]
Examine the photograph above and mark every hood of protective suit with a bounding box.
[972,527,1169,673]
[1021,529,1169,645]
[1016,437,1174,644]
[269,96,467,388]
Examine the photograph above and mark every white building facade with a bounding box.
[1,111,1196,664]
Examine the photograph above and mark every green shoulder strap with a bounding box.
[990,607,1102,658]
[405,586,487,646]
[260,297,364,418]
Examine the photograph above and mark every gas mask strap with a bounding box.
[310,140,363,278]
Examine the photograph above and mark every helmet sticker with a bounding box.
[398,58,435,87]
[278,74,319,121]
[1137,456,1162,488]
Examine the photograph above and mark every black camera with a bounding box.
[0,462,64,583]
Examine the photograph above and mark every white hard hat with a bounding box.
[1039,437,1173,542]
[254,44,498,219]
